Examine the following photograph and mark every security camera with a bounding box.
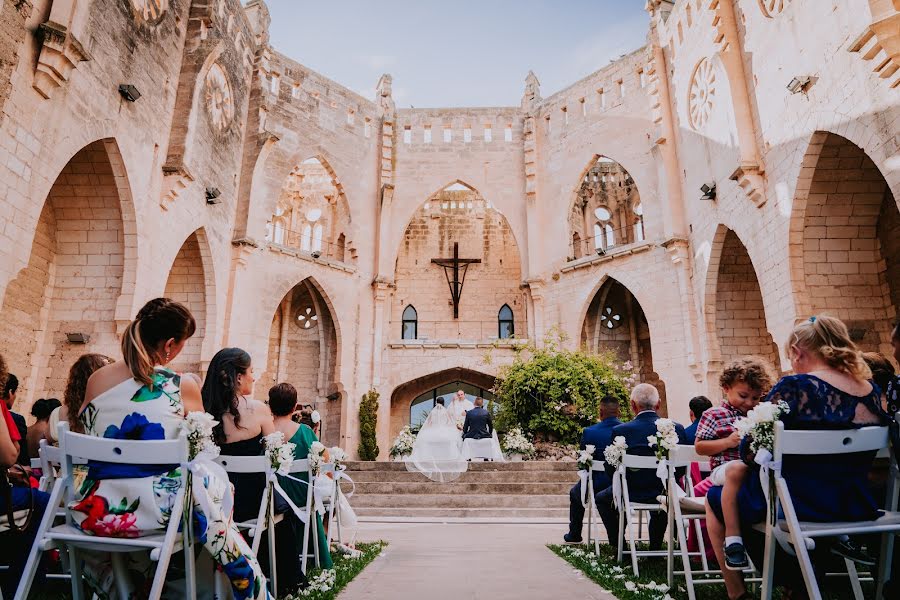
[596,247,606,257]
[700,183,716,201]
[310,250,321,259]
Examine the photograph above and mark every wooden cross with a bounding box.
[431,242,481,319]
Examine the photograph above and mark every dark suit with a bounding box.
[684,419,700,445]
[462,407,493,440]
[596,411,686,550]
[567,416,621,539]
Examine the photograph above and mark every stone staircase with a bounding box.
[342,460,574,523]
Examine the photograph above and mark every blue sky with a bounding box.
[265,0,649,107]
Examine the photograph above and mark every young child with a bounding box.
[694,356,775,570]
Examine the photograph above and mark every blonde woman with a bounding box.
[706,315,887,599]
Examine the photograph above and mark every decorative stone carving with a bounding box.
[33,22,91,100]
[130,0,169,26]
[295,306,318,329]
[204,63,235,132]
[687,58,716,131]
[757,0,792,18]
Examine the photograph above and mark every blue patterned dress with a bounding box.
[75,368,270,599]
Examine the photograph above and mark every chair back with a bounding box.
[773,421,889,464]
[590,461,606,472]
[622,453,660,469]
[287,458,311,474]
[216,454,271,474]
[668,444,704,467]
[59,422,189,466]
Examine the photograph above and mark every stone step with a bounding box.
[352,481,571,495]
[345,460,575,472]
[355,507,569,520]
[351,493,568,509]
[346,470,576,483]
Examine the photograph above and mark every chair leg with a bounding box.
[677,515,696,600]
[15,479,65,600]
[876,530,894,599]
[269,500,277,598]
[184,543,197,600]
[69,547,85,600]
[627,506,639,577]
[616,502,625,564]
[844,558,864,600]
[666,506,674,588]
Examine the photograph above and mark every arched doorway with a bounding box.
[264,157,353,263]
[580,278,667,411]
[0,140,131,407]
[794,132,899,357]
[261,278,340,444]
[569,156,644,261]
[708,227,780,375]
[389,368,496,439]
[163,230,214,376]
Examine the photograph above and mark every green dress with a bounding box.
[278,424,333,569]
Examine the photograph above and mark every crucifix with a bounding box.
[431,242,481,319]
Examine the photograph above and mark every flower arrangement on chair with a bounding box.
[603,436,627,468]
[264,431,296,476]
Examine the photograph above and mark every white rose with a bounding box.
[311,441,326,454]
[751,402,778,422]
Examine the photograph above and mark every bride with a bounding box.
[405,398,468,483]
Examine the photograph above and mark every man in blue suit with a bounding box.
[563,395,621,544]
[683,395,712,445]
[595,384,686,551]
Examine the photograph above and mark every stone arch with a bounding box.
[789,131,900,358]
[392,180,525,341]
[579,276,667,413]
[0,139,135,409]
[568,155,645,261]
[389,367,496,439]
[260,276,343,445]
[703,225,780,384]
[162,228,217,376]
[264,154,354,262]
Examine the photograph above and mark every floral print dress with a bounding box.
[74,368,271,599]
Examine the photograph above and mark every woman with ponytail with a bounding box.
[73,299,272,599]
[706,315,888,599]
[202,348,307,593]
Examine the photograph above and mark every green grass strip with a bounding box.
[283,541,387,599]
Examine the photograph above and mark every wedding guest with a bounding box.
[564,395,621,544]
[2,373,27,465]
[885,320,900,416]
[596,384,685,551]
[25,397,60,459]
[203,348,306,593]
[694,356,774,569]
[0,354,50,597]
[48,353,114,442]
[683,395,712,444]
[74,299,272,599]
[270,382,333,568]
[298,405,323,438]
[706,315,887,599]
[863,351,895,409]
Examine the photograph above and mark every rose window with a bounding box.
[600,306,622,329]
[296,307,318,329]
[130,0,168,25]
[688,58,716,131]
[204,63,235,132]
[758,0,791,17]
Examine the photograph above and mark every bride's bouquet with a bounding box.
[647,418,680,461]
[264,431,296,476]
[603,436,628,468]
[184,412,220,460]
[733,400,790,454]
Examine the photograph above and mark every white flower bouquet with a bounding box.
[183,412,220,460]
[389,426,416,458]
[733,400,790,454]
[501,427,536,458]
[264,431,296,476]
[330,445,347,470]
[577,444,595,471]
[647,417,680,461]
[309,440,326,475]
[603,436,628,468]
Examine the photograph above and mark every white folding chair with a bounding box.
[663,445,760,600]
[35,439,63,493]
[280,457,318,575]
[759,422,900,600]
[216,454,283,596]
[616,453,669,576]
[461,438,496,461]
[15,422,196,600]
[580,461,606,554]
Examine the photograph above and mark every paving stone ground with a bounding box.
[339,522,616,600]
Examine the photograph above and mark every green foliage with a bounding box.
[357,389,380,461]
[284,541,387,600]
[492,332,633,445]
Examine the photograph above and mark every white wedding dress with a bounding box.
[405,404,468,483]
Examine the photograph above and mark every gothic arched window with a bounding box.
[498,304,514,339]
[402,305,418,340]
[633,202,645,242]
[301,224,312,251]
[312,223,323,252]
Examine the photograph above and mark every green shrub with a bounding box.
[357,389,380,460]
[493,334,633,445]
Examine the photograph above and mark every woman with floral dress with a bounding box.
[75,298,270,599]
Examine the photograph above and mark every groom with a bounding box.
[462,397,493,440]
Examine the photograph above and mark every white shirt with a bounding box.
[447,397,474,424]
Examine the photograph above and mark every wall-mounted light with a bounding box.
[66,332,91,344]
[786,76,812,94]
[326,392,340,401]
[205,187,221,204]
[595,247,606,257]
[310,250,322,259]
[118,84,141,102]
[700,183,716,201]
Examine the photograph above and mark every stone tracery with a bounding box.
[204,63,235,132]
[688,57,716,131]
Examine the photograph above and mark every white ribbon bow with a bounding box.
[612,468,624,509]
[186,456,233,536]
[655,459,668,484]
[577,470,591,508]
[271,472,310,524]
[754,448,780,505]
[333,467,355,499]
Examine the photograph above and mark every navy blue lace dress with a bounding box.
[708,373,888,524]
